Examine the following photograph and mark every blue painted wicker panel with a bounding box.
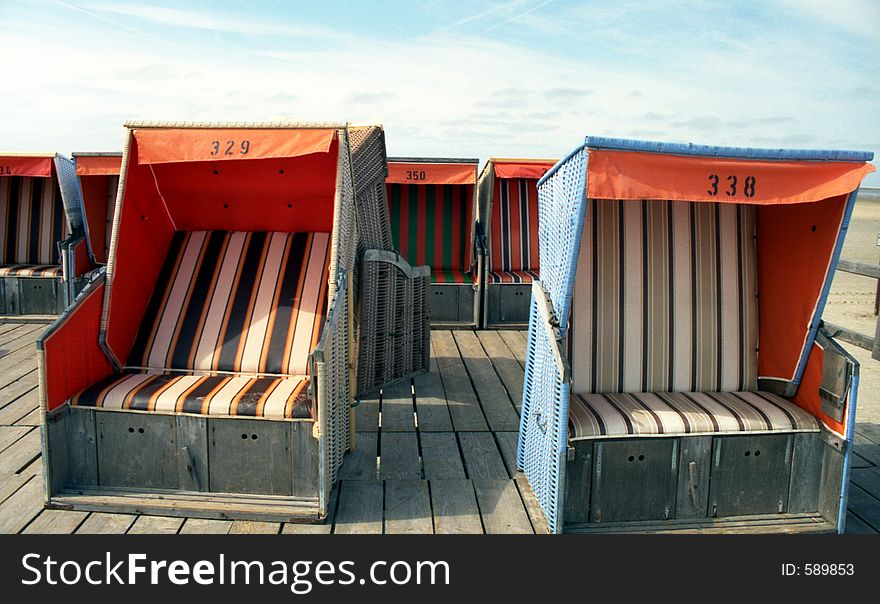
[517,295,570,533]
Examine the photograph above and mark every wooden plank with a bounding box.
[381,380,415,432]
[837,259,880,279]
[0,323,25,338]
[676,436,712,519]
[0,477,42,533]
[845,511,878,534]
[179,518,232,534]
[333,480,383,534]
[564,441,592,526]
[14,407,40,427]
[514,474,549,534]
[229,521,280,534]
[282,484,338,534]
[477,330,525,411]
[354,394,380,432]
[76,512,137,534]
[0,369,38,408]
[0,427,40,474]
[420,432,465,480]
[23,509,88,534]
[383,480,432,534]
[337,432,378,480]
[128,515,185,534]
[379,432,421,480]
[472,479,533,534]
[789,433,822,513]
[413,355,453,432]
[498,330,528,366]
[453,331,520,431]
[856,424,880,446]
[0,324,42,352]
[209,418,292,495]
[851,467,880,498]
[845,484,880,530]
[0,388,38,426]
[429,479,482,534]
[459,432,509,479]
[431,331,488,431]
[0,426,31,454]
[853,439,880,467]
[0,473,32,505]
[494,431,519,478]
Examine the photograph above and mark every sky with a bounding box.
[1,0,878,184]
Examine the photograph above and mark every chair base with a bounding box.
[1,276,68,316]
[484,283,531,328]
[565,513,836,534]
[430,283,479,328]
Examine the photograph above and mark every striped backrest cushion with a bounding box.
[0,176,68,265]
[129,230,330,376]
[489,177,539,273]
[571,199,758,394]
[387,183,474,272]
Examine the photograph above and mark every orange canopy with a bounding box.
[76,155,122,176]
[387,162,476,185]
[494,159,556,180]
[134,128,336,165]
[587,149,876,204]
[0,155,54,177]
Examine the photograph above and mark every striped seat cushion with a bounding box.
[569,391,819,440]
[488,177,539,279]
[69,371,311,419]
[0,176,68,266]
[488,269,539,284]
[0,264,62,277]
[388,182,475,283]
[432,269,473,285]
[571,200,758,394]
[128,230,330,376]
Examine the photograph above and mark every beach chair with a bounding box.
[39,122,429,521]
[0,153,84,316]
[386,157,480,327]
[518,136,875,533]
[477,157,556,327]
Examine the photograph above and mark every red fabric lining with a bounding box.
[790,342,846,435]
[135,129,335,164]
[493,159,556,179]
[79,175,115,263]
[76,156,121,176]
[0,156,54,177]
[42,282,114,412]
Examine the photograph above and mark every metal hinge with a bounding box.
[567,446,576,461]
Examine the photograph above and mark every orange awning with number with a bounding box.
[134,128,336,165]
[586,150,875,204]
[0,155,54,177]
[76,155,122,176]
[387,162,476,185]
[493,159,556,180]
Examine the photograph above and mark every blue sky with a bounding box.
[1,0,878,184]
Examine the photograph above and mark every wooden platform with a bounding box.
[1,322,879,534]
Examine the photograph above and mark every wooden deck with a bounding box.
[1,321,879,534]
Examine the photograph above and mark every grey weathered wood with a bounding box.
[709,434,792,517]
[290,421,319,498]
[23,510,88,534]
[477,330,525,411]
[845,485,880,530]
[0,426,40,474]
[334,480,383,534]
[494,431,519,477]
[564,441,593,526]
[857,424,880,445]
[788,432,823,513]
[0,477,43,533]
[337,432,378,480]
[566,512,834,534]
[209,417,292,495]
[823,322,874,352]
[472,479,533,534]
[498,330,528,366]
[453,331,519,431]
[0,370,38,408]
[514,474,550,534]
[229,520,280,534]
[431,331,488,431]
[853,438,880,467]
[676,436,712,519]
[592,439,678,523]
[845,511,878,534]
[420,432,465,480]
[0,473,32,505]
[0,387,38,425]
[0,324,43,353]
[283,484,338,534]
[179,518,232,534]
[459,432,508,479]
[429,479,482,534]
[176,415,208,492]
[97,412,179,489]
[65,409,98,487]
[384,480,432,534]
[15,407,40,427]
[379,432,420,480]
[381,380,415,431]
[851,467,880,496]
[128,515,184,534]
[76,512,137,534]
[354,394,380,432]
[837,259,880,279]
[0,425,32,455]
[413,358,454,432]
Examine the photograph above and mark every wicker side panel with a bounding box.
[329,130,358,303]
[313,275,351,509]
[54,155,84,235]
[348,127,392,252]
[517,293,570,533]
[535,147,587,337]
[356,251,430,395]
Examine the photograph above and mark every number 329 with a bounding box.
[210,140,251,156]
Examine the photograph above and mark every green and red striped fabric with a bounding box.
[387,182,475,284]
